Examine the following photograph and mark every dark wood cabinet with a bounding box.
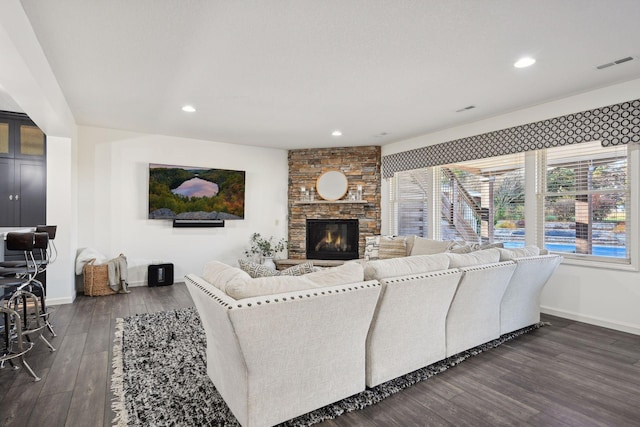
[0,111,46,227]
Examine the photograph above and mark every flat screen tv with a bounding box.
[148,163,245,220]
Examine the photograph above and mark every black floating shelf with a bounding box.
[173,219,225,228]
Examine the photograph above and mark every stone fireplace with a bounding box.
[287,146,381,259]
[306,219,359,260]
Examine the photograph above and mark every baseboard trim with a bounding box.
[541,306,640,336]
[46,296,75,306]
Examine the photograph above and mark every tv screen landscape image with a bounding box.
[148,163,245,220]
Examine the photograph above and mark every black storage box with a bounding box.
[148,263,174,287]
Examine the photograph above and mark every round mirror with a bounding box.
[316,170,348,201]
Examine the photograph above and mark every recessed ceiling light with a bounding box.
[514,57,536,68]
[331,130,342,137]
[182,105,196,113]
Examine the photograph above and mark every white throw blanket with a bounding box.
[108,254,130,293]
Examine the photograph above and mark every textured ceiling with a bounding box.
[12,0,640,149]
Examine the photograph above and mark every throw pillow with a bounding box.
[410,237,456,256]
[238,259,278,278]
[448,244,472,254]
[202,261,252,293]
[238,259,315,278]
[364,235,381,260]
[280,261,315,276]
[497,245,540,261]
[379,236,407,259]
[446,248,501,268]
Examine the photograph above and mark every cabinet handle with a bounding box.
[9,195,12,201]
[15,194,19,200]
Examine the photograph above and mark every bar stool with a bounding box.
[36,225,58,265]
[4,287,55,352]
[0,304,41,381]
[0,232,56,336]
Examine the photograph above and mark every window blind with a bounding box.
[538,141,629,261]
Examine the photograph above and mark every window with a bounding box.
[390,141,634,267]
[391,168,430,237]
[441,153,525,246]
[538,141,629,262]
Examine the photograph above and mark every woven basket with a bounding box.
[83,258,116,296]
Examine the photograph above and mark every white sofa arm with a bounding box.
[500,255,562,334]
[366,268,463,387]
[185,274,381,427]
[445,261,517,357]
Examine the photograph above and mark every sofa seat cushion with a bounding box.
[202,260,252,293]
[226,261,365,300]
[497,245,540,261]
[364,253,450,280]
[446,248,501,268]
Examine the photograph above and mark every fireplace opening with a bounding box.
[306,219,359,260]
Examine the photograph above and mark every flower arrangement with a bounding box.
[244,233,288,258]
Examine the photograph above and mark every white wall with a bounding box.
[45,135,77,304]
[382,78,640,335]
[76,126,289,283]
[1,3,78,305]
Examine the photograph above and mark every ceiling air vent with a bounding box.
[596,56,634,70]
[455,105,476,113]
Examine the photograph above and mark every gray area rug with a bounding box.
[111,307,546,426]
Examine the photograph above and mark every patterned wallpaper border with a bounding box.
[382,99,640,178]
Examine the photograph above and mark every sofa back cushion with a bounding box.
[202,260,252,293]
[304,261,365,286]
[226,261,365,300]
[497,245,541,261]
[446,248,501,268]
[226,275,317,299]
[364,253,450,280]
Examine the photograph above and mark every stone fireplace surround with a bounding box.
[287,146,381,260]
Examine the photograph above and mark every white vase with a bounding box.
[262,256,276,270]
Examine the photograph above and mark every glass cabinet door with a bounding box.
[19,123,45,157]
[0,121,9,156]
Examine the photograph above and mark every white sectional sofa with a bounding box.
[185,244,562,427]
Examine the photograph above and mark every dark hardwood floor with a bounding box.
[1,283,639,427]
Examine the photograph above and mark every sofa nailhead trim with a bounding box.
[383,269,461,285]
[188,275,381,310]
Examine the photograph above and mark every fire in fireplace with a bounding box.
[306,219,359,260]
